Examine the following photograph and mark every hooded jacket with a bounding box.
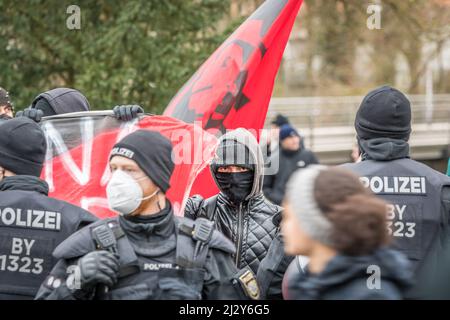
[31,88,90,116]
[185,129,289,298]
[284,248,413,300]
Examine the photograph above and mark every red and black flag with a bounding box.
[164,0,303,136]
[164,0,303,198]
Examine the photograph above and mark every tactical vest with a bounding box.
[52,216,258,300]
[0,190,94,299]
[96,217,213,300]
[343,158,450,274]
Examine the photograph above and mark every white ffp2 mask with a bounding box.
[106,170,159,216]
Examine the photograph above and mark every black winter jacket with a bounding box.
[284,248,413,300]
[185,129,291,299]
[0,175,97,299]
[263,146,318,205]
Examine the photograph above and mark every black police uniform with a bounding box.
[343,148,450,277]
[0,175,97,299]
[35,202,259,300]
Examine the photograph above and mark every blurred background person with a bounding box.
[263,124,318,205]
[0,87,13,119]
[350,142,361,163]
[262,114,290,161]
[281,165,413,300]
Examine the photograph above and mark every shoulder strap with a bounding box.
[55,218,139,278]
[176,217,215,269]
[91,220,139,278]
[256,235,284,298]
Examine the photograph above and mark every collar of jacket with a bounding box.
[291,248,413,298]
[218,191,264,210]
[281,146,302,157]
[0,175,49,195]
[119,200,175,237]
[359,137,410,161]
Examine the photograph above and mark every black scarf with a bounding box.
[118,201,176,258]
[359,138,410,161]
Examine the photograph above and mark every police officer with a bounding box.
[341,86,450,291]
[16,87,143,122]
[36,130,256,300]
[0,117,97,299]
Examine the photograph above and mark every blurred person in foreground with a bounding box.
[281,166,413,300]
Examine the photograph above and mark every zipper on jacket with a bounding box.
[235,203,243,266]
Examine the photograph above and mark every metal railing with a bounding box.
[267,94,450,128]
[267,94,450,162]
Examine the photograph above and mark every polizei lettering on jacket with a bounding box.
[359,176,426,195]
[0,208,61,231]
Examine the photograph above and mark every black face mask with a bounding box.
[215,171,254,204]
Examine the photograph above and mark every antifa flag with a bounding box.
[164,0,303,198]
[40,112,217,218]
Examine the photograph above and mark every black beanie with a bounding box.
[271,114,290,127]
[355,86,411,141]
[34,98,57,116]
[0,117,47,176]
[110,130,174,192]
[211,139,254,172]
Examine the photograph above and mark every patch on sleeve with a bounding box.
[238,269,260,300]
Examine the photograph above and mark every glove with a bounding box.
[75,250,120,293]
[15,108,44,123]
[113,105,144,122]
[184,195,205,220]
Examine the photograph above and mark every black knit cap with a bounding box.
[0,117,47,176]
[110,130,174,192]
[271,114,290,127]
[211,139,254,172]
[355,86,411,141]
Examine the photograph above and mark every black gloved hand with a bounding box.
[76,250,120,293]
[113,105,144,122]
[15,108,44,123]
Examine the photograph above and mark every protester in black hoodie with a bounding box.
[185,128,293,299]
[281,166,413,300]
[341,86,450,296]
[0,118,97,300]
[16,87,143,122]
[263,124,318,205]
